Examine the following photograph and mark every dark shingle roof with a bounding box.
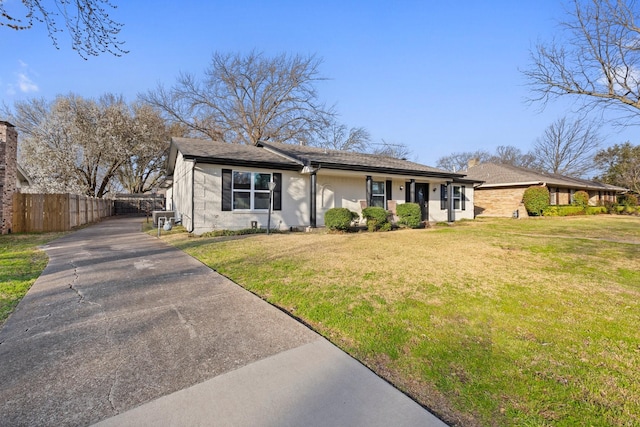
[258,141,461,178]
[465,163,626,191]
[168,137,464,179]
[167,138,301,174]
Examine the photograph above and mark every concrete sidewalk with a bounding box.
[0,217,446,426]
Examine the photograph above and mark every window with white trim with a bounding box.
[232,171,272,210]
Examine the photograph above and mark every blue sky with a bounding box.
[0,0,636,166]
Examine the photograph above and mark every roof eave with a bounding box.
[314,161,464,178]
[185,155,302,171]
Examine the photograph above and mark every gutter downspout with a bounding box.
[310,171,317,228]
[189,159,196,232]
[447,182,455,223]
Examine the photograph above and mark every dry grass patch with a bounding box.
[165,216,640,426]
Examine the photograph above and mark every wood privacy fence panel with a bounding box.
[12,193,114,232]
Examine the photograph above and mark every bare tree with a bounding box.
[524,0,640,125]
[490,145,537,168]
[436,150,492,172]
[532,116,601,177]
[369,139,412,160]
[10,94,170,197]
[315,122,371,152]
[0,0,126,58]
[143,51,335,145]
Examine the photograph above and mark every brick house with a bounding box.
[465,163,625,218]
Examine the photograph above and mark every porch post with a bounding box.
[409,179,416,203]
[447,182,455,222]
[365,175,373,207]
[309,171,317,228]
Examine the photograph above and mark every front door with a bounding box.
[415,183,429,221]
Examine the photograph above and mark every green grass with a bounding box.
[163,215,640,426]
[0,232,65,325]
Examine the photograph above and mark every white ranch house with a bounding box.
[165,138,477,234]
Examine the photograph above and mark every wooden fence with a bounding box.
[12,193,114,232]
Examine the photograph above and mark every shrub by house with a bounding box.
[523,186,549,216]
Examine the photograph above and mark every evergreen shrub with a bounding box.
[396,203,422,228]
[572,191,590,210]
[324,208,358,231]
[523,186,549,216]
[362,206,391,231]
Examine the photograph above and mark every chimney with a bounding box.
[0,121,18,234]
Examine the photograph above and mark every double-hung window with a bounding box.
[440,184,466,210]
[232,171,272,210]
[371,181,386,208]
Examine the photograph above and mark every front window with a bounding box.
[371,181,385,208]
[233,171,272,210]
[441,184,466,210]
[453,186,462,210]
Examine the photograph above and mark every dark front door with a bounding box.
[415,183,429,221]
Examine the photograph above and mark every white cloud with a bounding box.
[17,73,38,93]
[4,60,40,96]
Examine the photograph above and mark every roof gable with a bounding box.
[167,137,301,174]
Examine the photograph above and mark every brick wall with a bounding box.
[0,121,18,234]
[474,186,529,218]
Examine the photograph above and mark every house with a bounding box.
[465,162,626,218]
[16,164,32,191]
[165,137,478,234]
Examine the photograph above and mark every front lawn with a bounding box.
[0,232,65,326]
[162,216,640,426]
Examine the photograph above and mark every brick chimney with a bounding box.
[0,121,18,234]
[467,158,479,169]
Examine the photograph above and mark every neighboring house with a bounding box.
[166,137,477,234]
[16,164,31,192]
[465,163,626,218]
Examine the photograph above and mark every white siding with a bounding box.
[190,164,311,234]
[170,152,194,231]
[171,159,475,234]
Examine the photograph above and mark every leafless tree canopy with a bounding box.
[9,94,170,197]
[436,150,492,172]
[437,145,538,172]
[524,0,640,125]
[144,51,335,145]
[369,140,412,160]
[315,123,371,152]
[0,0,126,58]
[532,116,601,177]
[492,145,537,168]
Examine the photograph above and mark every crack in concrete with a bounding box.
[68,261,83,303]
[171,304,198,339]
[68,261,101,307]
[107,362,122,414]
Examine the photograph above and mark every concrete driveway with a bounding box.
[0,216,446,426]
